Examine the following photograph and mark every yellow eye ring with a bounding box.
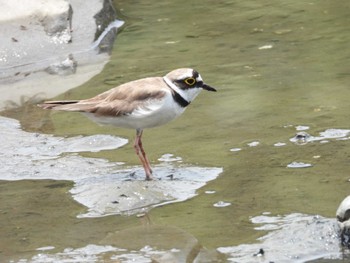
[184,77,196,86]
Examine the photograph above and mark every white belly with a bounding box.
[84,92,186,130]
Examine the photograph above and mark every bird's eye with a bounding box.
[184,77,196,86]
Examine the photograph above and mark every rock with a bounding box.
[41,3,73,38]
[45,54,77,75]
[0,0,124,110]
[0,0,70,22]
[336,195,350,246]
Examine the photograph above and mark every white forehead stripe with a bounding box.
[177,72,192,80]
[176,72,203,81]
[196,75,203,82]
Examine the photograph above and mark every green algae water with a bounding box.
[1,0,350,261]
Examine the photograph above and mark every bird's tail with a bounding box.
[38,100,81,111]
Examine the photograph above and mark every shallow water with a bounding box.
[1,0,350,262]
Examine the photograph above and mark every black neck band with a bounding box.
[163,76,190,107]
[171,90,190,107]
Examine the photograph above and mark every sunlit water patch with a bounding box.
[273,142,286,147]
[157,153,182,162]
[213,201,232,208]
[286,161,313,169]
[72,165,222,218]
[218,213,349,263]
[29,245,123,263]
[0,116,222,217]
[230,148,242,153]
[290,129,350,145]
[18,214,350,263]
[247,141,260,147]
[230,126,350,171]
[0,116,126,181]
[23,225,223,262]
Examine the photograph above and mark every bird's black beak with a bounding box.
[202,83,217,92]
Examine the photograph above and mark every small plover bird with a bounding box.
[39,68,216,180]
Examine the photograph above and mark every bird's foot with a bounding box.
[145,172,153,181]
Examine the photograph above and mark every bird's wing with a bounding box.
[88,78,168,116]
[39,77,168,116]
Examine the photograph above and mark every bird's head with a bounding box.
[163,68,216,103]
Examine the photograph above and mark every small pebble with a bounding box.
[247,141,260,147]
[274,142,286,147]
[290,132,311,144]
[230,148,242,152]
[136,213,146,218]
[287,162,313,168]
[213,201,231,207]
[258,44,273,50]
[253,248,265,257]
[36,246,55,251]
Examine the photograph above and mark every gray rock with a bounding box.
[336,195,350,246]
[0,0,124,110]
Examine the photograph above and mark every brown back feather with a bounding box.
[39,77,168,116]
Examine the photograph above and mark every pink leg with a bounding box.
[133,129,153,180]
[138,132,153,174]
